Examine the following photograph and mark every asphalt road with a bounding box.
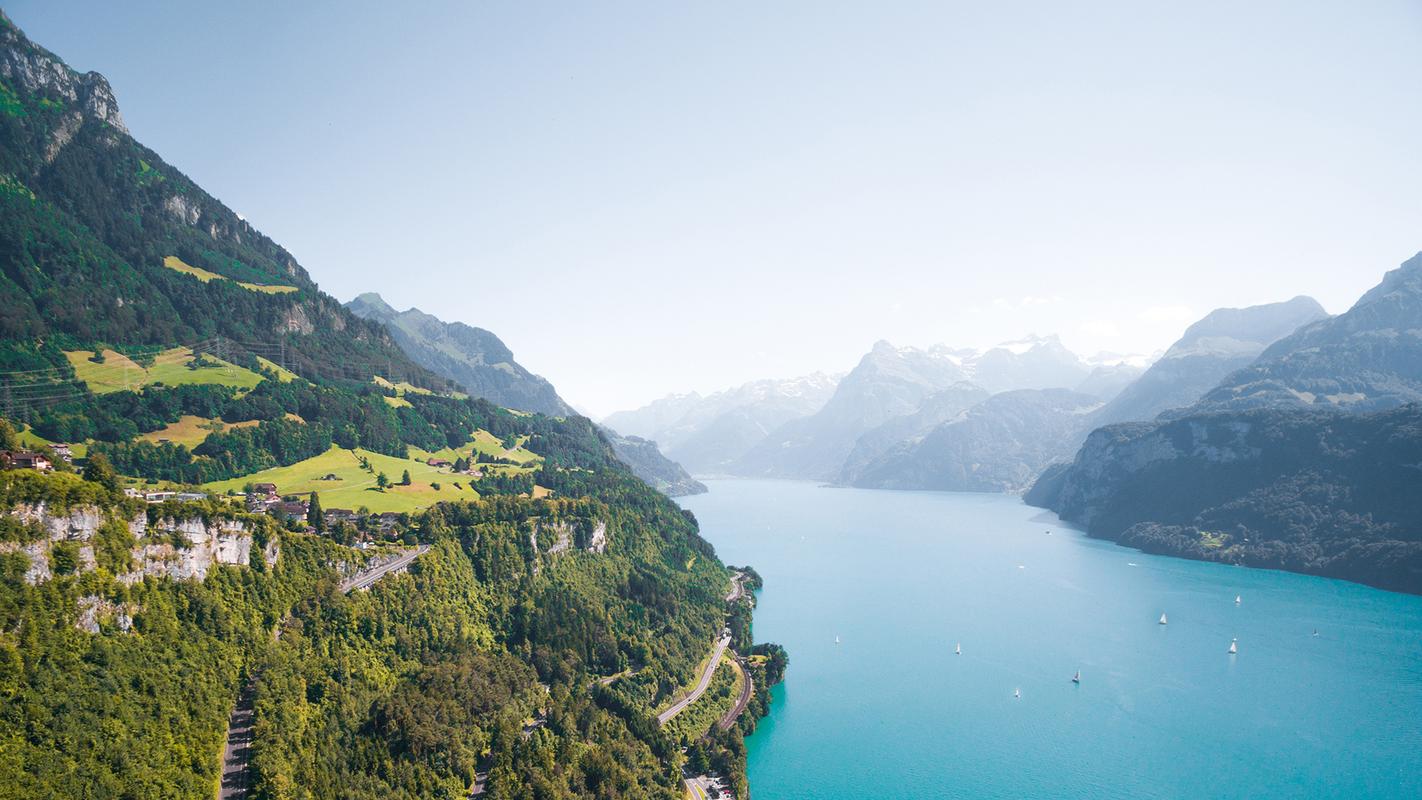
[340,545,430,593]
[657,633,731,726]
[725,572,747,603]
[217,681,255,799]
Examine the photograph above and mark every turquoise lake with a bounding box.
[679,480,1422,800]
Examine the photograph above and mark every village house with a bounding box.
[0,451,52,472]
[272,500,309,522]
[324,508,359,526]
[49,444,73,463]
[245,494,277,513]
[377,511,402,531]
[245,482,280,513]
[427,457,452,468]
[144,490,176,503]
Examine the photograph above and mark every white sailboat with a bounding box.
[834,634,840,645]
[1159,613,1168,625]
[955,643,961,655]
[1235,595,1242,605]
[1228,638,1238,655]
[1014,688,1021,699]
[1072,670,1081,684]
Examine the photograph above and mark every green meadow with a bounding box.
[65,348,265,395]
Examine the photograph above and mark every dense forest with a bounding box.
[0,456,779,798]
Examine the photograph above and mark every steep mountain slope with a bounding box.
[0,12,432,390]
[1027,406,1422,593]
[1093,296,1328,426]
[599,426,707,496]
[848,388,1102,492]
[346,292,572,417]
[1028,256,1422,593]
[837,382,990,484]
[1183,253,1422,415]
[733,342,969,479]
[603,373,838,475]
[1075,362,1146,401]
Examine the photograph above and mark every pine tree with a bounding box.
[308,491,324,531]
[401,469,411,486]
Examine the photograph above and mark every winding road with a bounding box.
[716,657,753,732]
[657,634,731,726]
[658,572,753,727]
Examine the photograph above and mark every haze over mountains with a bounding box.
[605,299,1341,495]
[606,334,1149,482]
[1029,253,1422,592]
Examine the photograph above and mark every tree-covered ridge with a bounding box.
[0,458,769,798]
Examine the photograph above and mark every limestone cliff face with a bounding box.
[1,502,278,585]
[530,518,609,557]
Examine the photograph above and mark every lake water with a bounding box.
[680,480,1422,800]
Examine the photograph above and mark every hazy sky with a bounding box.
[10,1,1422,415]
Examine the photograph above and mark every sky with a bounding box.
[9,1,1422,416]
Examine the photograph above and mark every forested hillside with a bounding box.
[0,12,781,799]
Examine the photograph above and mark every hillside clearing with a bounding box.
[162,255,298,294]
[202,445,484,514]
[65,348,265,395]
[136,415,260,448]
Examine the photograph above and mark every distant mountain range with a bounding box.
[603,373,838,475]
[732,342,974,480]
[846,388,1103,492]
[1029,253,1422,593]
[609,334,1152,485]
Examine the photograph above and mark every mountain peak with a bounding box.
[347,292,396,315]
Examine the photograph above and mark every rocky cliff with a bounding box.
[1028,405,1422,593]
[1,502,278,585]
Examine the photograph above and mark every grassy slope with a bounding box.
[16,425,87,457]
[202,445,483,513]
[254,356,298,382]
[65,348,264,395]
[162,255,297,294]
[136,415,260,447]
